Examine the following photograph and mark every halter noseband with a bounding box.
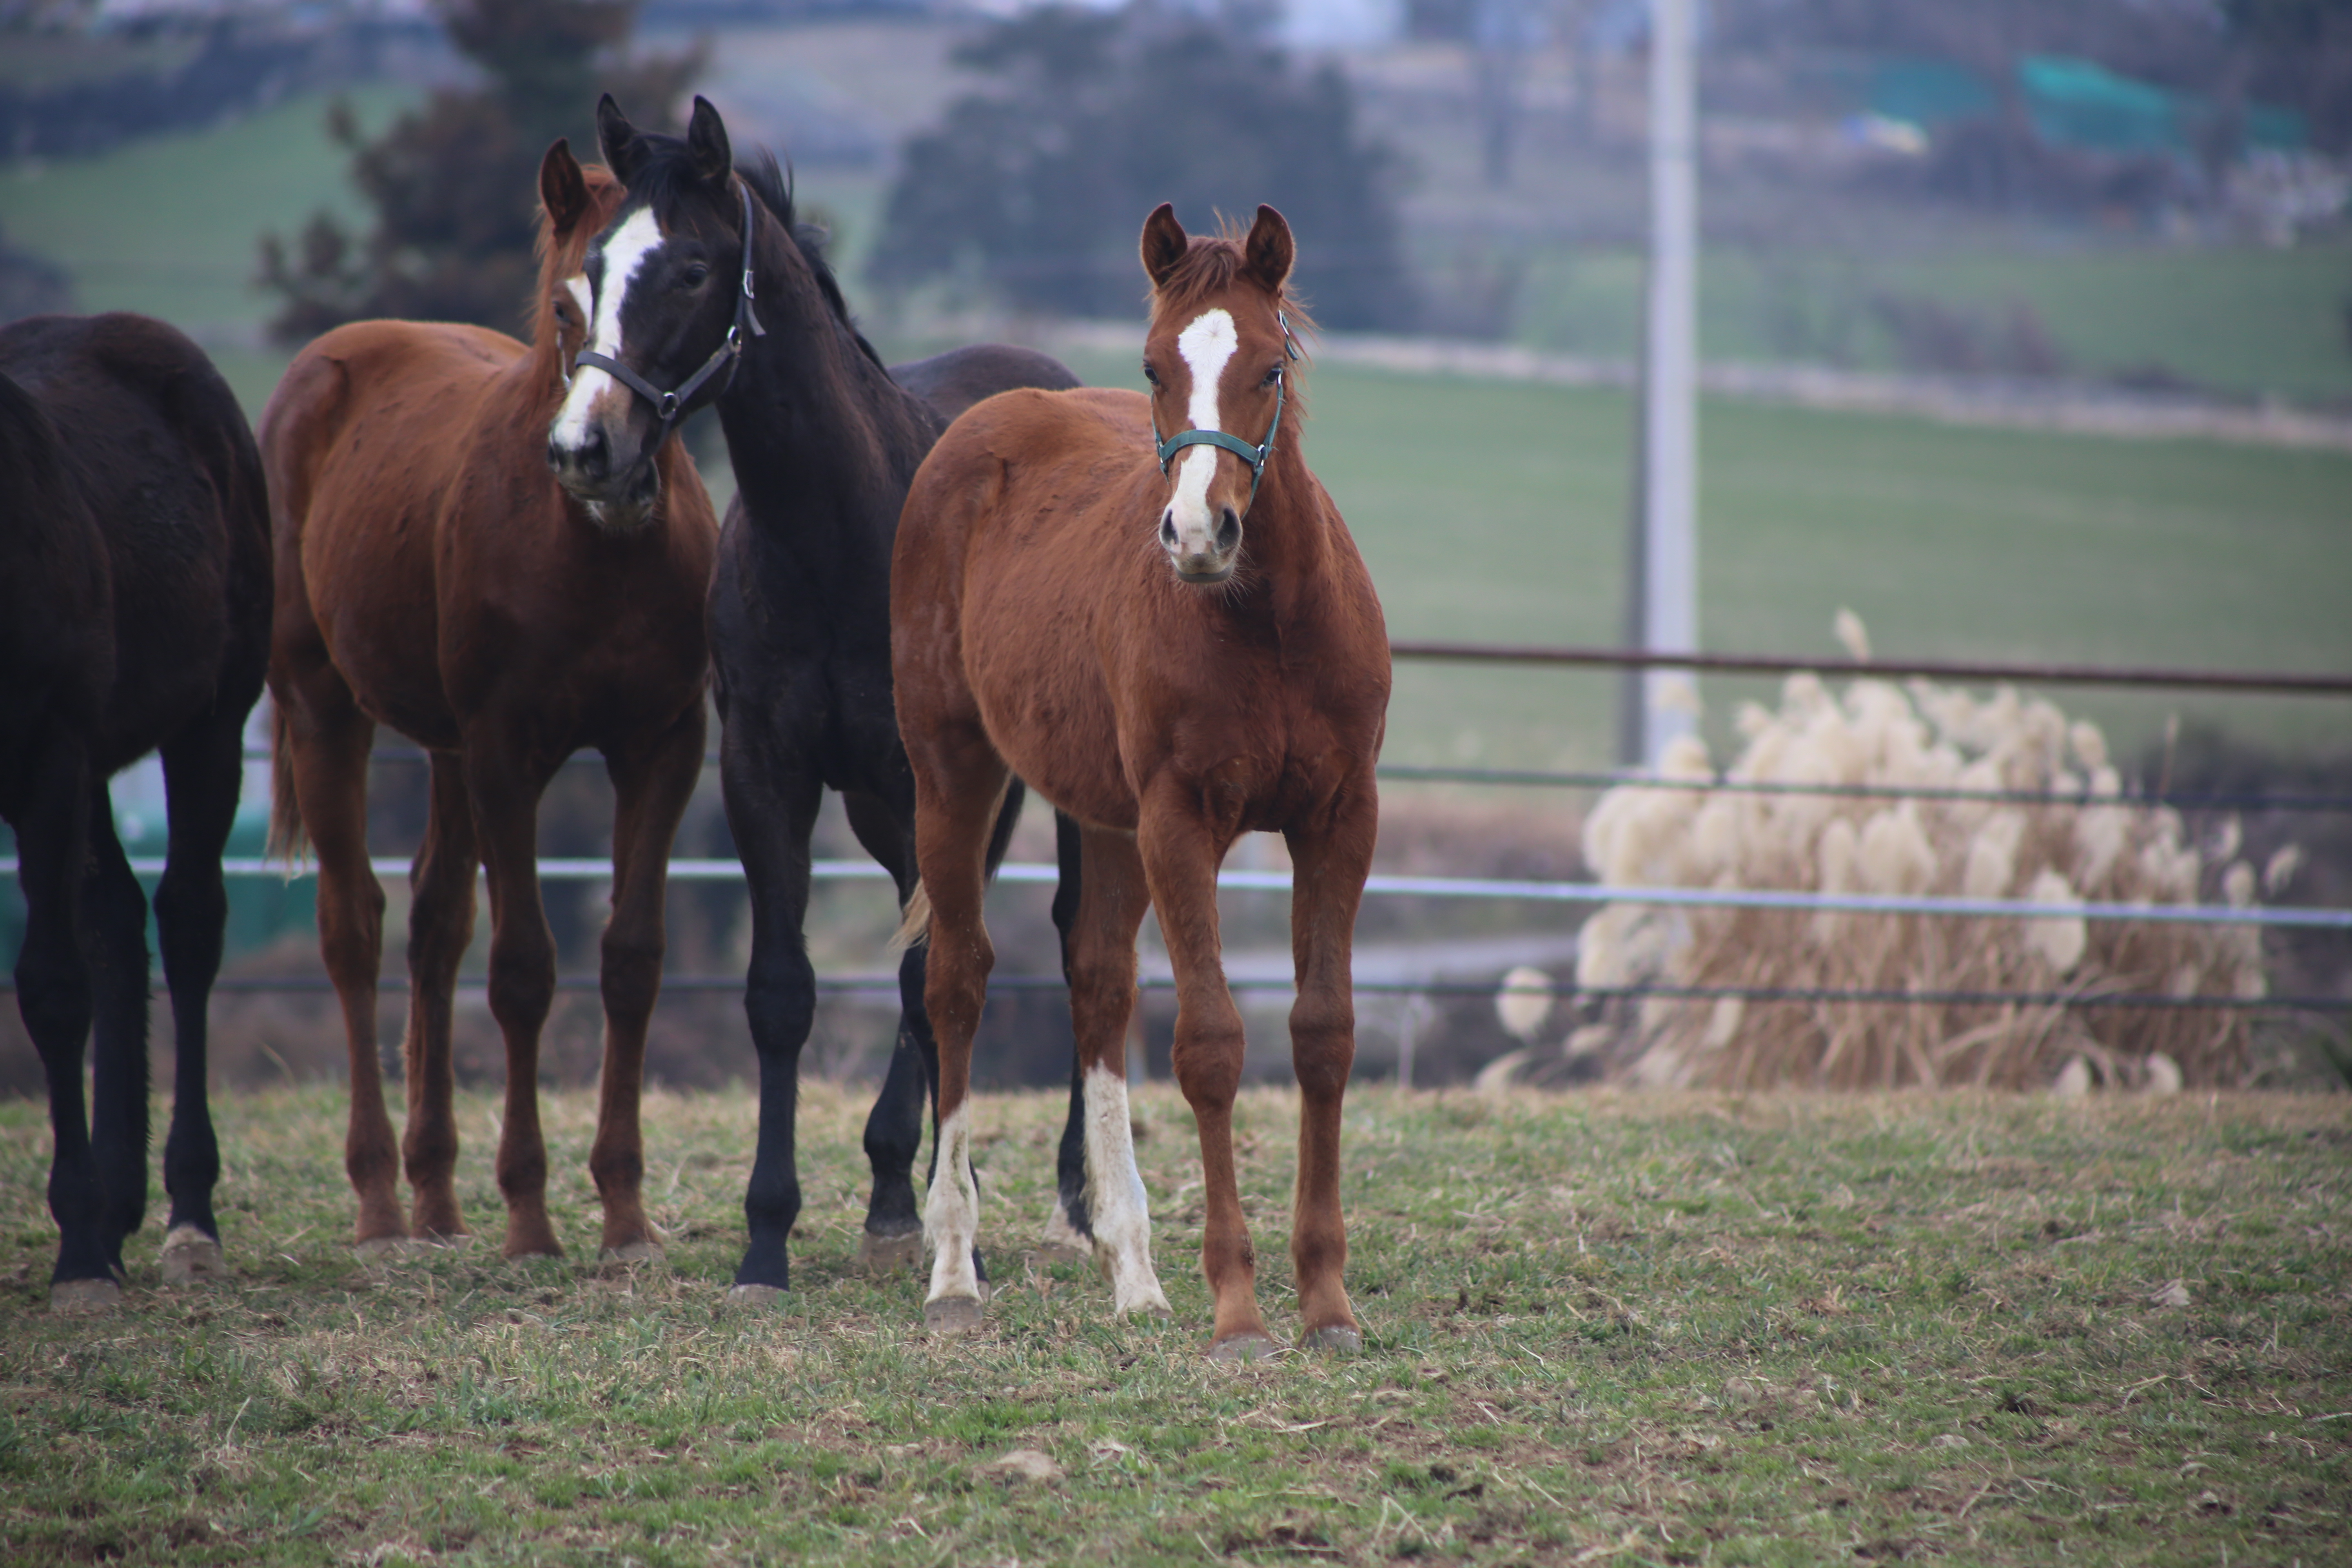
[573,180,768,439]
[1152,310,1301,501]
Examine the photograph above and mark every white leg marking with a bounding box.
[1083,1063,1168,1316]
[1165,308,1236,554]
[923,1103,983,1305]
[550,207,664,450]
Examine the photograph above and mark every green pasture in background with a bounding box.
[1509,242,2352,405]
[1,1085,2345,1565]
[6,89,2347,775]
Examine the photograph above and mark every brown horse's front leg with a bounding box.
[1139,784,1270,1360]
[400,752,479,1242]
[464,742,562,1260]
[284,692,404,1250]
[1285,791,1377,1353]
[1068,824,1168,1318]
[589,704,707,1263]
[908,737,1012,1336]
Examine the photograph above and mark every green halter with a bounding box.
[1152,311,1301,501]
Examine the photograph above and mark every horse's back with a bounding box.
[0,314,270,775]
[889,344,1082,427]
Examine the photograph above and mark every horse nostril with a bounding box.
[1160,511,1178,549]
[579,427,609,481]
[546,439,566,473]
[1216,508,1241,554]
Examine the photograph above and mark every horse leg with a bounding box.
[1137,785,1267,1359]
[398,753,478,1242]
[1285,801,1377,1353]
[1067,822,1167,1317]
[589,702,706,1263]
[720,725,822,1298]
[463,740,563,1259]
[152,707,245,1283]
[12,744,115,1307]
[285,689,401,1247]
[1041,810,1094,1263]
[909,735,1012,1335]
[81,788,152,1288]
[841,787,929,1272]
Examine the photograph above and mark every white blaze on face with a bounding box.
[1165,307,1236,555]
[559,276,591,385]
[923,1102,983,1307]
[551,207,664,449]
[1083,1062,1168,1316]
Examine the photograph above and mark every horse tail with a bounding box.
[889,777,1029,953]
[889,882,931,953]
[266,699,308,867]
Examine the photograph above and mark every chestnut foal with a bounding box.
[261,143,717,1261]
[893,205,1390,1358]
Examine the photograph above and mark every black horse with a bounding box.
[546,96,1094,1298]
[0,314,271,1310]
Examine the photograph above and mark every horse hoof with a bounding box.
[353,1235,411,1258]
[924,1295,985,1336]
[597,1241,663,1278]
[1207,1332,1282,1363]
[1300,1325,1363,1354]
[160,1226,225,1284]
[856,1229,924,1274]
[727,1283,787,1309]
[50,1278,123,1314]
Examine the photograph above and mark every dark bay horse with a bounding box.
[550,96,1090,1301]
[894,206,1392,1357]
[0,314,271,1309]
[260,141,718,1261]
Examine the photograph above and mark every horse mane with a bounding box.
[734,150,888,374]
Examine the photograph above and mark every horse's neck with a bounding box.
[720,229,935,552]
[1240,450,1338,590]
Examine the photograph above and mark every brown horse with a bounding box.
[892,205,1391,1358]
[259,141,719,1261]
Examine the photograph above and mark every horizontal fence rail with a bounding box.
[7,855,2347,933]
[1386,640,2352,696]
[171,973,2352,1012]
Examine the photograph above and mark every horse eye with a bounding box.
[1261,365,1283,388]
[1142,362,1160,387]
[680,263,710,288]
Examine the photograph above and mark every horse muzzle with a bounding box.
[547,424,663,530]
[1160,503,1242,585]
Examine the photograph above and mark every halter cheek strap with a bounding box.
[573,181,768,440]
[1152,311,1301,501]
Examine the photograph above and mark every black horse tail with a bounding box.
[891,777,1028,952]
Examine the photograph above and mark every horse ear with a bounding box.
[686,96,732,186]
[1140,203,1188,289]
[597,94,644,183]
[1243,205,1295,291]
[539,138,590,236]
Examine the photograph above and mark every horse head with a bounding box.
[1138,203,1301,586]
[546,95,756,531]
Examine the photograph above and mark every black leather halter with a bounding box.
[573,181,768,440]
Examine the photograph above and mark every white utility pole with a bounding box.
[1633,0,1698,769]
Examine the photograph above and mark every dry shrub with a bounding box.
[1576,634,2286,1091]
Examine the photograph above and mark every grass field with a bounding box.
[1,1084,2345,1565]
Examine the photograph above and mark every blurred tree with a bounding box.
[258,0,699,342]
[2223,0,2352,154]
[871,4,1414,330]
